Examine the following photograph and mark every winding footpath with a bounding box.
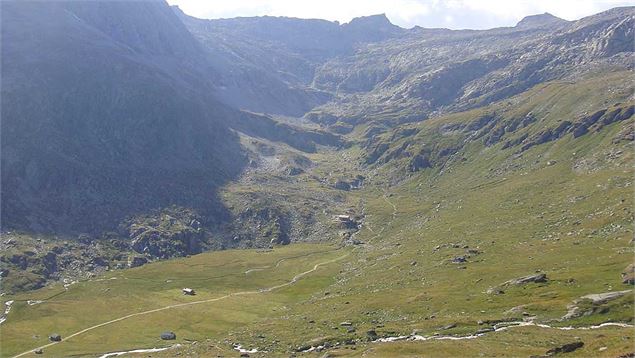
[10,252,350,358]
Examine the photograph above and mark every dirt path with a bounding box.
[10,252,350,358]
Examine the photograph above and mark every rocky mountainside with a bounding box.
[306,8,634,127]
[1,1,633,294]
[1,0,246,234]
[174,9,406,116]
[174,5,633,130]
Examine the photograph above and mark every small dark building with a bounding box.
[49,333,62,342]
[160,331,176,340]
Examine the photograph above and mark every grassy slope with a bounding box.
[1,71,633,357]
[0,244,349,357]
[196,71,634,356]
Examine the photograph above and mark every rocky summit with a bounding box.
[0,1,633,357]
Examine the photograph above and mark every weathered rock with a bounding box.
[579,290,631,304]
[503,273,547,286]
[334,180,351,191]
[441,323,457,330]
[546,341,584,355]
[451,256,467,263]
[562,290,631,320]
[486,287,505,295]
[160,331,176,340]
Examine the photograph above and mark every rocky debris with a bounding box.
[486,287,505,295]
[128,256,148,268]
[502,273,547,286]
[286,167,304,176]
[622,264,635,285]
[160,331,176,340]
[451,256,467,263]
[545,341,584,355]
[504,305,526,315]
[125,209,204,260]
[49,333,62,342]
[231,203,294,247]
[615,353,635,358]
[334,180,351,191]
[612,124,634,143]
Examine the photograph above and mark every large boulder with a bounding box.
[160,331,176,340]
[503,273,547,286]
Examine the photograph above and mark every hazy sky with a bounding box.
[166,0,634,29]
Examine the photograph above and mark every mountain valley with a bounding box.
[0,1,633,357]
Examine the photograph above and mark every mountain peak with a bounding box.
[516,12,567,28]
[345,13,395,28]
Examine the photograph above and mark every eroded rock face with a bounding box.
[123,208,204,259]
[408,155,431,172]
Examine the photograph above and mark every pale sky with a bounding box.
[167,0,634,29]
